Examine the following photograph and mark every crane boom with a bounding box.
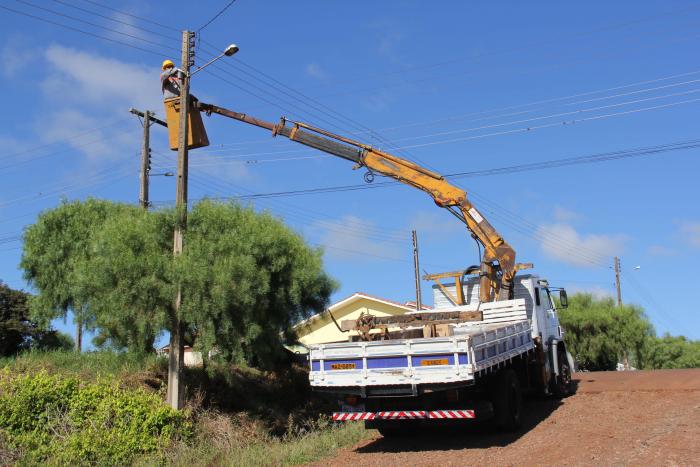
[196,102,531,302]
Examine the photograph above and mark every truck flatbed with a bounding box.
[309,312,534,395]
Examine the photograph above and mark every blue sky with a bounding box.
[1,1,699,347]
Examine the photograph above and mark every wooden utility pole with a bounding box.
[139,110,151,209]
[167,30,194,411]
[129,108,168,208]
[412,230,422,311]
[614,256,622,306]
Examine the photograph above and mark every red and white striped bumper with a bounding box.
[332,409,475,421]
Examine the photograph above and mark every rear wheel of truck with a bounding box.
[552,349,573,398]
[491,369,523,431]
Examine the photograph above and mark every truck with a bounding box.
[165,98,575,434]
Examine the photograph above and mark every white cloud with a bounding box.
[305,62,327,81]
[536,222,627,267]
[42,44,162,112]
[647,245,676,256]
[565,284,613,300]
[679,221,700,248]
[1,38,34,77]
[407,210,461,235]
[313,215,401,262]
[553,206,583,223]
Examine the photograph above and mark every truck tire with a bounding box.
[491,369,523,431]
[552,349,573,398]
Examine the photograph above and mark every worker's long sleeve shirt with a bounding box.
[160,68,184,99]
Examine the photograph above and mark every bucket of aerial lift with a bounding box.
[163,97,210,150]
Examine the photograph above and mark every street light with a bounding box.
[190,43,239,77]
[150,172,174,177]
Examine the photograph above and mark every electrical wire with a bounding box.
[197,0,238,32]
[151,138,699,202]
[78,0,180,32]
[14,0,178,53]
[0,4,165,57]
[49,0,180,42]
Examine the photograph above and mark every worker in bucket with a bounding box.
[160,59,183,99]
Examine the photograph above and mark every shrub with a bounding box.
[0,370,191,465]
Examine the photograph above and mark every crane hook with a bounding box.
[363,170,375,183]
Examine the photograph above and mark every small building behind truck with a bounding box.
[294,292,431,347]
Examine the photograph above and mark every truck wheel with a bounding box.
[491,369,523,431]
[552,350,573,398]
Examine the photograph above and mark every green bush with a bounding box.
[0,370,191,465]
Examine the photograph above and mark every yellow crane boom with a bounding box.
[190,102,531,302]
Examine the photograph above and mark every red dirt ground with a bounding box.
[316,369,700,466]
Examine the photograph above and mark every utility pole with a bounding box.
[139,110,151,209]
[167,30,195,411]
[614,256,622,307]
[129,108,168,208]
[412,230,422,311]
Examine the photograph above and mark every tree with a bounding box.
[559,293,654,370]
[644,334,700,369]
[0,281,33,355]
[0,281,73,356]
[22,199,336,367]
[84,200,335,367]
[21,199,149,352]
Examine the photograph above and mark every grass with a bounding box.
[151,416,371,466]
[0,351,374,465]
[0,350,157,380]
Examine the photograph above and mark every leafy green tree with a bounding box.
[21,199,141,351]
[0,281,73,355]
[0,281,34,355]
[559,293,654,370]
[179,201,336,367]
[23,199,336,367]
[644,334,700,369]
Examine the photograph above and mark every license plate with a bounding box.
[421,358,449,366]
[331,363,356,370]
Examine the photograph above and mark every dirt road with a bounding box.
[318,369,700,466]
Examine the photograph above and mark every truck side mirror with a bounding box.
[559,290,568,308]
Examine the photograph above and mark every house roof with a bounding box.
[293,292,420,330]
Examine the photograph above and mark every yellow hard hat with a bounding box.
[162,59,175,70]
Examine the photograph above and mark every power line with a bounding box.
[49,0,179,42]
[194,69,700,151]
[199,40,438,170]
[399,96,700,150]
[0,4,165,57]
[153,138,700,267]
[78,0,180,32]
[197,0,238,32]
[152,138,699,202]
[15,0,178,52]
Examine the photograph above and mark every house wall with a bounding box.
[297,298,409,345]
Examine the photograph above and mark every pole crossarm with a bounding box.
[129,107,168,127]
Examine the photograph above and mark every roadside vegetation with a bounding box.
[559,293,700,370]
[0,351,371,465]
[2,199,698,464]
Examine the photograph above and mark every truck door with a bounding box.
[539,288,561,342]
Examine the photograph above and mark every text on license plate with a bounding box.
[331,363,356,370]
[421,358,449,366]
